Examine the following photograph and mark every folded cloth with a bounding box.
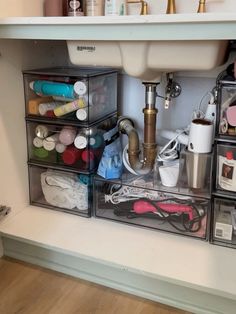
[41,170,88,210]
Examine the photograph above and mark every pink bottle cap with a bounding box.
[81,150,95,163]
[226,151,234,160]
[46,110,56,118]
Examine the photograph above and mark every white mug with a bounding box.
[159,161,179,187]
[188,118,213,154]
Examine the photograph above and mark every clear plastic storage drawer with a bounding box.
[217,80,236,139]
[26,116,117,173]
[215,143,236,195]
[211,197,236,248]
[23,67,118,124]
[28,164,92,217]
[94,175,210,240]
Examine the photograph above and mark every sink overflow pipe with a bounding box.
[118,82,159,175]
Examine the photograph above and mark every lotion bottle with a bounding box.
[86,0,104,16]
[44,0,63,16]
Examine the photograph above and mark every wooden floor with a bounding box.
[0,257,191,314]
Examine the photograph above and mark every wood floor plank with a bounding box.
[0,257,191,314]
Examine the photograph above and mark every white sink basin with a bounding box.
[67,40,228,81]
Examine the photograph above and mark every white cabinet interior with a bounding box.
[0,8,236,312]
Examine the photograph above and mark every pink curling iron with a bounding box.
[133,200,194,221]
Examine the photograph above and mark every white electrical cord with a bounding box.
[122,129,188,174]
[157,140,179,162]
[157,129,187,163]
[192,91,214,120]
[105,179,191,204]
[105,183,165,204]
[122,144,139,175]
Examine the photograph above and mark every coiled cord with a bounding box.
[113,197,206,233]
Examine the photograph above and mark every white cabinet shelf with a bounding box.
[0,13,236,40]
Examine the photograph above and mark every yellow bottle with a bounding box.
[54,98,86,117]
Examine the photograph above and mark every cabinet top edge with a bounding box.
[1,13,236,26]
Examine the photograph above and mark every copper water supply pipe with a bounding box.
[197,0,206,13]
[127,0,148,15]
[166,0,176,14]
[118,83,158,175]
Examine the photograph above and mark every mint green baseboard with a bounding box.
[2,236,236,314]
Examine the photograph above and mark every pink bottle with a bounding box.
[81,149,95,169]
[59,126,77,146]
[62,146,81,165]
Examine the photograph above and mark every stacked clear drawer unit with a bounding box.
[23,67,118,217]
[24,67,117,124]
[94,151,212,240]
[211,80,236,248]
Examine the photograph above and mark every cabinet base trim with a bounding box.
[2,236,236,314]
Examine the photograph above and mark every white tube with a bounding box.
[43,134,60,151]
[76,108,88,121]
[74,133,88,149]
[55,143,66,153]
[38,101,62,116]
[33,137,43,148]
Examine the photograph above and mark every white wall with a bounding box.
[0,40,68,213]
[0,40,28,210]
[120,71,225,135]
[0,0,44,17]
